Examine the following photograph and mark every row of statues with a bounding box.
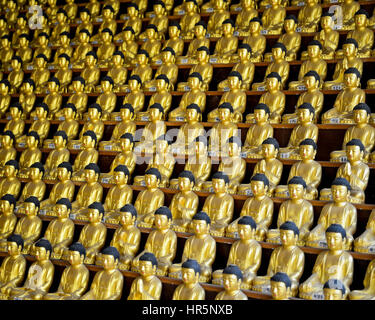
[0,199,374,300]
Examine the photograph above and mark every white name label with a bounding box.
[260,30,268,35]
[332,85,343,91]
[175,116,185,122]
[48,143,55,149]
[206,8,214,12]
[177,10,185,15]
[257,86,266,91]
[297,85,306,91]
[115,116,122,121]
[73,144,81,149]
[104,145,112,150]
[288,118,298,124]
[279,152,290,159]
[209,58,218,63]
[330,118,340,124]
[181,58,188,64]
[101,177,110,184]
[141,116,150,121]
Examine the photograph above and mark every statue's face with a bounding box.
[182,268,198,284]
[197,50,207,62]
[154,4,163,14]
[353,109,368,124]
[331,185,348,202]
[36,57,45,68]
[102,254,116,270]
[57,12,65,22]
[48,80,58,92]
[58,56,68,67]
[150,107,162,121]
[35,246,49,261]
[254,109,268,123]
[271,0,280,5]
[288,183,305,200]
[84,169,97,183]
[112,54,122,65]
[68,250,83,266]
[145,174,158,188]
[344,73,358,87]
[321,16,333,29]
[271,281,288,300]
[178,177,193,192]
[10,107,20,118]
[355,14,367,27]
[146,27,156,39]
[223,273,240,292]
[262,143,277,158]
[82,135,94,148]
[129,79,140,91]
[79,32,89,43]
[195,141,206,154]
[1,135,12,147]
[298,108,313,123]
[29,167,41,181]
[266,77,279,91]
[299,144,315,160]
[1,38,9,47]
[120,138,132,151]
[188,76,200,89]
[38,36,47,46]
[85,55,96,66]
[343,43,356,57]
[54,204,69,219]
[11,58,20,69]
[194,25,205,37]
[216,0,225,9]
[128,7,136,16]
[193,219,209,235]
[186,108,199,122]
[17,17,26,26]
[186,1,195,12]
[228,76,240,89]
[19,37,28,47]
[139,260,155,277]
[119,211,134,226]
[212,178,226,193]
[72,80,83,92]
[154,213,170,230]
[346,145,362,162]
[156,139,168,154]
[88,107,100,120]
[324,288,344,300]
[308,45,320,58]
[103,9,112,19]
[218,107,231,121]
[238,224,254,240]
[227,142,240,157]
[280,229,297,246]
[272,47,284,60]
[24,202,37,216]
[120,107,132,120]
[101,31,111,42]
[7,241,20,256]
[137,53,147,64]
[124,30,133,41]
[4,165,16,177]
[63,106,75,119]
[251,180,267,196]
[305,75,318,89]
[26,136,37,148]
[113,171,127,185]
[156,78,167,90]
[0,199,11,212]
[57,167,70,181]
[169,26,179,38]
[80,12,89,21]
[326,232,344,250]
[222,23,233,35]
[101,79,111,92]
[284,19,295,32]
[88,208,101,223]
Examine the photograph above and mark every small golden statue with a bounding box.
[0,194,17,251]
[270,272,292,300]
[323,279,347,300]
[354,210,375,254]
[215,265,248,300]
[0,160,21,199]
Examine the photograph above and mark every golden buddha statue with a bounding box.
[45,0,59,22]
[73,7,94,37]
[134,135,175,189]
[208,103,239,157]
[18,79,36,119]
[201,172,234,237]
[270,272,293,300]
[139,25,162,61]
[278,104,318,160]
[17,132,42,178]
[213,216,261,289]
[252,43,290,90]
[289,41,327,90]
[50,9,70,46]
[307,178,357,250]
[19,103,50,147]
[322,68,365,124]
[154,24,184,65]
[11,14,29,49]
[128,252,162,300]
[133,168,165,223]
[96,29,116,68]
[169,212,216,283]
[265,15,301,63]
[0,131,16,173]
[343,9,374,59]
[283,71,324,124]
[170,136,212,191]
[118,4,142,38]
[322,279,349,300]
[330,104,375,162]
[0,80,10,118]
[64,78,88,118]
[113,76,144,116]
[76,202,107,265]
[248,73,286,124]
[29,55,50,95]
[208,72,246,123]
[7,56,24,94]
[13,197,42,254]
[172,259,205,300]
[0,16,9,39]
[252,221,305,296]
[71,131,99,181]
[209,19,238,64]
[101,52,128,93]
[40,162,75,216]
[324,39,363,91]
[3,103,25,140]
[102,165,133,224]
[49,32,73,69]
[0,161,21,199]
[44,242,89,300]
[16,163,46,213]
[169,74,206,122]
[215,265,248,300]
[53,55,72,94]
[140,1,168,40]
[109,204,141,270]
[29,33,52,68]
[339,0,359,31]
[169,171,199,232]
[43,199,74,259]
[239,138,283,196]
[15,34,32,66]
[0,36,14,69]
[126,50,153,91]
[9,239,54,300]
[0,235,26,299]
[4,0,18,27]
[300,224,354,300]
[116,28,139,66]
[275,139,321,200]
[132,207,177,275]
[143,49,178,92]
[176,21,210,65]
[0,195,17,251]
[349,259,375,300]
[71,164,103,220]
[206,0,230,38]
[229,174,274,241]
[81,247,124,300]
[267,177,314,245]
[231,0,257,37]
[90,5,117,43]
[169,105,205,156]
[297,0,322,33]
[242,104,273,159]
[321,140,369,204]
[71,29,93,69]
[79,52,100,93]
[49,104,79,141]
[36,78,62,118]
[102,0,120,16]
[354,210,375,254]
[179,0,201,40]
[63,0,78,22]
[135,104,166,155]
[261,0,286,35]
[203,137,246,194]
[100,133,137,184]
